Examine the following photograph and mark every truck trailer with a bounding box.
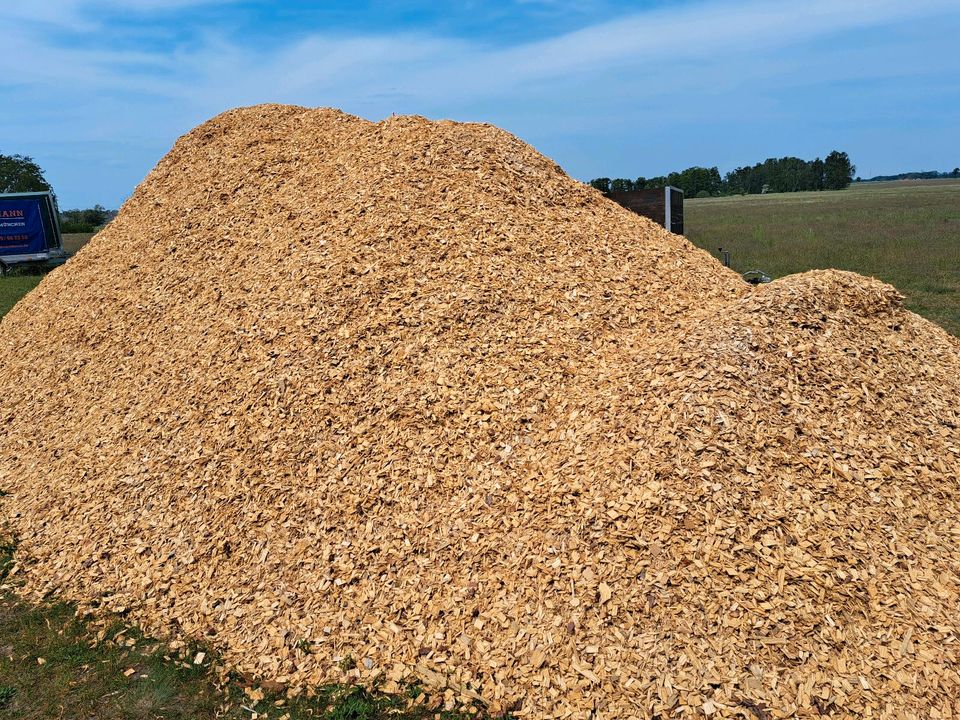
[0,191,67,274]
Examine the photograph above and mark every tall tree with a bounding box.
[824,151,856,190]
[665,166,723,197]
[81,204,109,227]
[589,178,611,193]
[0,153,52,195]
[809,158,826,190]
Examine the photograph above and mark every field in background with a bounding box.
[62,232,95,255]
[684,179,960,336]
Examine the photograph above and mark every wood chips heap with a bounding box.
[2,105,960,719]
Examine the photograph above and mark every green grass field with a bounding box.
[61,232,95,255]
[684,179,960,335]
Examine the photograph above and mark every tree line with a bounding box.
[59,205,113,232]
[863,169,960,182]
[590,151,856,197]
[1,152,114,232]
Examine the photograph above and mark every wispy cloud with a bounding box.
[3,0,959,206]
[6,0,240,27]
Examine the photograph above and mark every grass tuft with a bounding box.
[0,537,15,582]
[325,686,395,720]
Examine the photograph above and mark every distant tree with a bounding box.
[725,165,764,195]
[599,150,856,198]
[589,178,611,193]
[810,158,826,190]
[867,171,944,181]
[81,204,109,227]
[774,157,809,192]
[824,150,856,190]
[708,167,722,194]
[0,153,52,195]
[60,205,112,232]
[952,167,960,178]
[665,166,723,197]
[723,167,746,195]
[610,178,635,192]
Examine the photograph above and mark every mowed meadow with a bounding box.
[684,179,960,336]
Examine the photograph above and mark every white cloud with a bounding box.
[401,0,958,100]
[138,0,958,113]
[3,0,959,205]
[9,0,958,108]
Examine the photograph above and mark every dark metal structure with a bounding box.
[606,186,683,235]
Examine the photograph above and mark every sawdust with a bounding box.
[1,105,959,718]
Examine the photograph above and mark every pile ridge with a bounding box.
[1,105,959,719]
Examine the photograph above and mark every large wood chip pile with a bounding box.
[1,105,959,718]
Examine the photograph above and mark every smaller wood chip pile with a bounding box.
[2,105,960,718]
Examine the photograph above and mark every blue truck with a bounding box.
[0,191,68,274]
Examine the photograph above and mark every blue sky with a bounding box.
[3,0,959,208]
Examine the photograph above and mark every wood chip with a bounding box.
[1,105,959,718]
